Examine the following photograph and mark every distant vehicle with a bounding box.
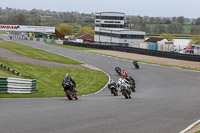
[73,39,83,43]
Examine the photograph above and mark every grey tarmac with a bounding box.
[0,34,200,133]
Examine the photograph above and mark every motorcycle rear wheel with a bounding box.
[113,89,118,96]
[66,90,73,100]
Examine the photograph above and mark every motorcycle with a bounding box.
[121,70,128,79]
[120,84,132,99]
[133,60,139,69]
[64,83,78,100]
[115,67,121,75]
[128,76,136,92]
[108,80,118,96]
[129,80,136,92]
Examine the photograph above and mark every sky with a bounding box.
[1,0,200,18]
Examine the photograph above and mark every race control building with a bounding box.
[94,12,145,45]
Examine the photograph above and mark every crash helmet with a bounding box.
[65,73,71,78]
[118,78,123,86]
[110,79,114,84]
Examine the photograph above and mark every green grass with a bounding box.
[0,31,8,34]
[196,131,200,133]
[45,42,95,50]
[0,59,108,98]
[145,24,200,35]
[0,41,81,65]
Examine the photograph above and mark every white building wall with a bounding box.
[157,39,168,44]
[95,35,144,44]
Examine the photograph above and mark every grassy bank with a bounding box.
[89,51,200,72]
[0,59,108,98]
[0,41,82,65]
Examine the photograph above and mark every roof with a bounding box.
[144,37,165,43]
[74,33,94,38]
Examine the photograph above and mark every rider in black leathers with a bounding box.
[62,73,77,92]
[108,79,118,92]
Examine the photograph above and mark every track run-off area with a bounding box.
[0,34,200,133]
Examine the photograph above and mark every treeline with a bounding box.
[1,7,200,35]
[0,7,95,28]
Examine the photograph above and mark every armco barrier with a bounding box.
[63,41,200,62]
[0,77,36,93]
[0,63,23,76]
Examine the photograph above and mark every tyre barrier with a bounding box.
[0,63,23,76]
[0,77,36,94]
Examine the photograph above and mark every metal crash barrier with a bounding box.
[0,77,36,94]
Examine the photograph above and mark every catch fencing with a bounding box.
[0,77,36,93]
[63,41,200,62]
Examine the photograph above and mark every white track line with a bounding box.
[179,119,200,133]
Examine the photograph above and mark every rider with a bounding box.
[121,70,128,79]
[62,73,77,92]
[117,78,131,92]
[133,60,138,65]
[115,66,121,74]
[108,79,118,93]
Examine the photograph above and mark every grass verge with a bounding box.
[0,59,108,98]
[0,41,82,65]
[44,43,200,71]
[0,31,8,34]
[89,51,200,72]
[45,42,96,51]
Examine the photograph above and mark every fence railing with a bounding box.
[8,32,200,62]
[0,77,36,93]
[63,41,200,62]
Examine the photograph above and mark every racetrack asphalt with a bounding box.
[1,34,200,133]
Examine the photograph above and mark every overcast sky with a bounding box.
[1,0,200,18]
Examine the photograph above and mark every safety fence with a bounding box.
[0,63,23,76]
[7,32,200,62]
[63,41,200,62]
[0,77,36,93]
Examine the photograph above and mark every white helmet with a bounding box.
[118,78,123,86]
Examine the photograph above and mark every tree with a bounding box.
[166,23,183,34]
[195,17,200,25]
[191,26,200,35]
[77,27,94,35]
[16,12,26,25]
[165,19,171,24]
[160,34,174,41]
[56,24,74,36]
[177,16,185,24]
[76,19,85,27]
[153,24,166,34]
[190,35,200,45]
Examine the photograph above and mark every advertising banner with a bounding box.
[0,25,55,33]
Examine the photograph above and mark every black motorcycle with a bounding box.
[64,83,78,100]
[120,84,132,99]
[128,76,136,92]
[133,60,139,69]
[108,80,118,96]
[129,80,136,92]
[115,67,121,75]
